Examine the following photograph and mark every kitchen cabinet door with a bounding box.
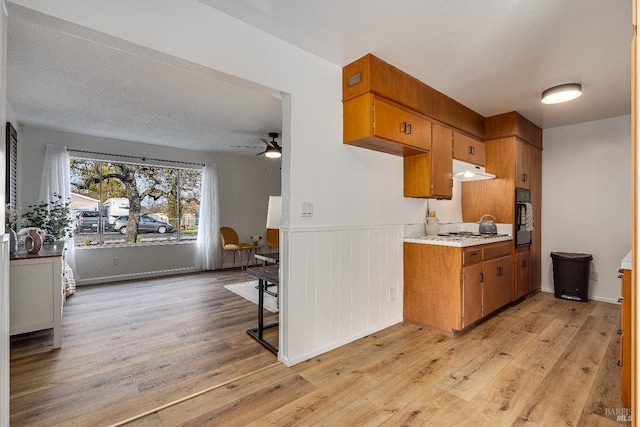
[514,251,530,300]
[453,131,485,166]
[403,122,452,199]
[343,93,432,156]
[620,269,631,408]
[462,263,483,327]
[430,122,453,198]
[515,139,531,189]
[529,146,542,292]
[375,98,432,151]
[482,255,512,316]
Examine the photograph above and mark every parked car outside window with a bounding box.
[113,215,175,235]
[76,210,111,232]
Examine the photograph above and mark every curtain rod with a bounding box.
[67,149,205,167]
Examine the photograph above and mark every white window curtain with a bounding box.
[195,163,221,270]
[39,144,77,283]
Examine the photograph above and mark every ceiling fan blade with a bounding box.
[260,138,275,148]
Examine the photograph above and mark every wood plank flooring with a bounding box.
[10,270,279,427]
[122,292,630,426]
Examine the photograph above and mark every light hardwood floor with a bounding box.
[11,273,629,426]
[122,292,629,426]
[10,270,279,426]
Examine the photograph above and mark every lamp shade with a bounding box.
[266,196,282,229]
[541,83,582,104]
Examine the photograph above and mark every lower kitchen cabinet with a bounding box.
[482,255,512,316]
[462,263,483,327]
[404,240,513,332]
[620,268,631,408]
[514,250,531,300]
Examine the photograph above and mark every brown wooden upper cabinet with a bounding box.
[453,131,485,166]
[342,54,486,159]
[404,122,453,199]
[343,92,432,156]
[515,139,531,189]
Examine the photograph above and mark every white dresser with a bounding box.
[10,243,65,348]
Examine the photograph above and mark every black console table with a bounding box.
[246,264,279,355]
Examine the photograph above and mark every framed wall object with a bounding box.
[6,122,17,209]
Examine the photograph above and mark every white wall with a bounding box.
[18,126,281,283]
[0,2,9,425]
[542,115,631,303]
[8,0,431,364]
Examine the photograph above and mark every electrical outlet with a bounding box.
[388,288,396,301]
[301,202,313,217]
[112,257,119,266]
[591,270,599,281]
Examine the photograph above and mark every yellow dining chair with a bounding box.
[265,228,279,252]
[220,227,253,268]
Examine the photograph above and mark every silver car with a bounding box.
[113,214,174,234]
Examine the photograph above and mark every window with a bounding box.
[70,158,202,246]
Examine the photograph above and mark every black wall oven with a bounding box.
[515,188,532,247]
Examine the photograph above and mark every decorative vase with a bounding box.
[24,228,43,254]
[5,226,17,256]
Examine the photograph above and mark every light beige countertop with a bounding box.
[404,222,513,248]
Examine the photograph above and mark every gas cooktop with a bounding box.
[438,232,509,238]
[406,232,512,247]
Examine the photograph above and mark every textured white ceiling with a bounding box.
[7,13,284,155]
[200,0,632,129]
[6,0,632,157]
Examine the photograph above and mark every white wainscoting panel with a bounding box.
[1,235,9,427]
[280,225,404,366]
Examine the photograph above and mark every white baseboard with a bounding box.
[540,287,621,305]
[278,318,403,367]
[77,267,200,285]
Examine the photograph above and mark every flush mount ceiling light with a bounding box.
[541,83,582,104]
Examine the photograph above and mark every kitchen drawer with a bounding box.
[463,246,482,266]
[482,242,512,260]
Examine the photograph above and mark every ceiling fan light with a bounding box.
[265,147,281,158]
[541,83,582,104]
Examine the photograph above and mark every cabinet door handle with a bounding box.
[522,259,528,268]
[407,123,412,135]
[522,173,528,182]
[497,266,503,276]
[401,122,407,133]
[449,179,453,188]
[468,146,475,155]
[480,272,484,283]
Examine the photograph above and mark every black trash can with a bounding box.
[550,252,593,302]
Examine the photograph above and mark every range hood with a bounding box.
[452,159,496,181]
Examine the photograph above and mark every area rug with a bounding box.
[224,280,279,313]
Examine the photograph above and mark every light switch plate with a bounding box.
[301,202,313,217]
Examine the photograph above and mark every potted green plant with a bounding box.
[21,193,73,242]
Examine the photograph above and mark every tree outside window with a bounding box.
[70,159,201,246]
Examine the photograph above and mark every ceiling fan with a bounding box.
[258,132,282,158]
